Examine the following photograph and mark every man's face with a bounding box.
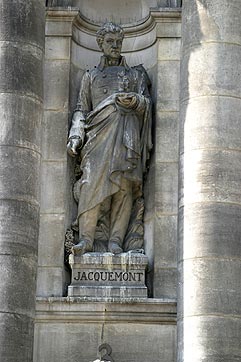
[101,32,123,60]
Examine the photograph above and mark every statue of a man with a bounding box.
[67,22,152,255]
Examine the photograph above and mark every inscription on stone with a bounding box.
[73,270,144,282]
[68,253,148,298]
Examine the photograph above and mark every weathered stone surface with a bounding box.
[154,214,177,267]
[0,146,41,202]
[156,21,181,39]
[44,60,70,110]
[38,214,65,267]
[0,94,42,152]
[178,258,241,318]
[180,96,241,154]
[181,44,241,101]
[157,0,181,6]
[0,42,43,99]
[179,149,241,207]
[0,1,45,47]
[102,323,176,362]
[156,111,179,162]
[34,298,176,362]
[0,2,44,361]
[72,0,151,24]
[40,160,67,213]
[155,162,178,214]
[125,44,157,70]
[37,267,66,297]
[158,38,181,61]
[178,317,241,362]
[46,16,74,37]
[156,61,180,111]
[41,111,68,160]
[149,34,180,300]
[0,200,39,258]
[68,253,148,298]
[0,313,34,362]
[39,11,76,302]
[0,254,37,316]
[179,203,241,260]
[182,0,241,49]
[153,267,177,299]
[152,214,177,298]
[179,1,241,361]
[143,217,154,260]
[45,37,70,60]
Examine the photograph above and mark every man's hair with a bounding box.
[96,22,124,49]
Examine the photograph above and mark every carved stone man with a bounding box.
[67,22,152,255]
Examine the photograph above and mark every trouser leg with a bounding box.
[109,177,133,247]
[78,204,101,246]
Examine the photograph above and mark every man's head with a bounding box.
[96,22,124,60]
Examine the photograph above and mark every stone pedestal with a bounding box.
[68,253,148,298]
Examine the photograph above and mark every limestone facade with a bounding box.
[35,3,181,362]
[2,1,241,362]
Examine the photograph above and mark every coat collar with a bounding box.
[97,55,130,71]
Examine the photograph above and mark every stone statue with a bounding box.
[67,22,152,256]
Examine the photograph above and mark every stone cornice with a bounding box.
[46,6,79,21]
[150,7,182,21]
[46,7,181,40]
[36,297,177,324]
[73,12,155,38]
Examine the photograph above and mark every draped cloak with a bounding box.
[69,56,152,220]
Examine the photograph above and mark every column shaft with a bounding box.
[178,1,241,361]
[0,1,45,361]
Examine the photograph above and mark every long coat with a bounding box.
[69,56,152,218]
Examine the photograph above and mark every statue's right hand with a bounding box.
[67,138,82,157]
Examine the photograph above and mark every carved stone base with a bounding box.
[68,252,148,298]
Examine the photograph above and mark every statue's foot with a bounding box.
[71,240,92,255]
[108,241,123,254]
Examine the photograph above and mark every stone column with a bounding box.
[0,1,44,362]
[178,1,241,361]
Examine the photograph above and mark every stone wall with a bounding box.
[37,5,181,300]
[35,4,181,362]
[34,299,176,362]
[37,10,78,297]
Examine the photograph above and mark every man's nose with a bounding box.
[112,41,118,48]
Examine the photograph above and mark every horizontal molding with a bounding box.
[46,7,181,45]
[36,297,177,324]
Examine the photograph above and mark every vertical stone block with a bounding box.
[153,37,180,299]
[36,267,66,297]
[38,11,77,298]
[44,60,70,111]
[41,111,68,160]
